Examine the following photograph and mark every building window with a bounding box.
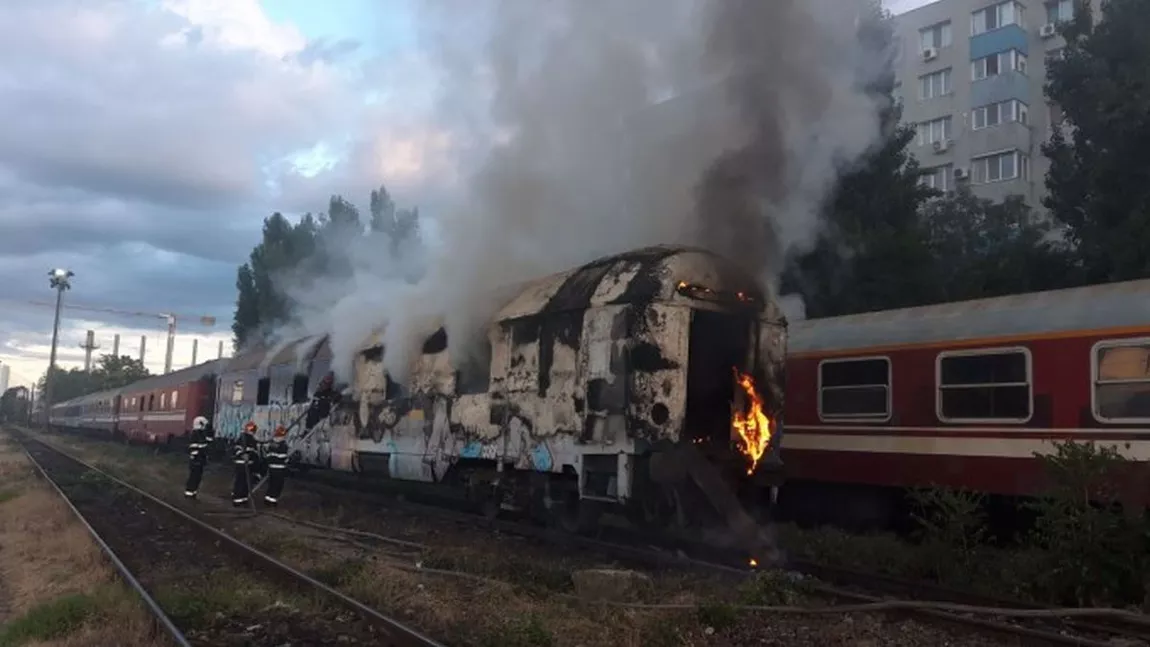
[920,164,954,192]
[972,50,1027,81]
[1045,0,1074,23]
[919,69,952,100]
[971,150,1029,183]
[920,21,953,51]
[231,380,244,404]
[171,390,178,408]
[937,349,1031,422]
[1094,340,1150,421]
[972,1,1025,35]
[818,357,891,421]
[917,116,953,146]
[971,100,1029,130]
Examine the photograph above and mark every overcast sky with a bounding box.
[0,0,933,390]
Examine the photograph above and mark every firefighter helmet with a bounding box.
[244,421,257,434]
[274,425,287,438]
[192,416,208,431]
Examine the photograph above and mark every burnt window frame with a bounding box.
[935,346,1032,424]
[817,356,892,422]
[1091,337,1150,424]
[256,376,271,406]
[230,380,244,405]
[291,374,310,404]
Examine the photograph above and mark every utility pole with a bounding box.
[79,329,99,373]
[191,339,199,366]
[44,268,74,424]
[218,340,224,359]
[139,336,147,363]
[112,334,120,358]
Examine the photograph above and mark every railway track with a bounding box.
[277,461,1150,647]
[13,431,444,647]
[25,427,1150,646]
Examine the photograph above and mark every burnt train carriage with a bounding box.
[332,245,787,532]
[213,334,332,446]
[780,278,1150,527]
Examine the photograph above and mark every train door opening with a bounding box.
[685,309,752,448]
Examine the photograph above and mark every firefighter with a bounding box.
[183,416,213,499]
[304,372,340,431]
[263,425,290,506]
[230,421,260,506]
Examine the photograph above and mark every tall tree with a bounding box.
[0,386,30,424]
[1043,0,1150,283]
[369,184,421,257]
[232,212,319,348]
[781,2,936,317]
[922,186,1074,301]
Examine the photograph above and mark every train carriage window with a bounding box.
[171,390,178,408]
[937,348,1031,422]
[1094,340,1150,421]
[818,357,891,420]
[160,393,167,409]
[256,377,270,406]
[230,380,244,404]
[291,374,310,404]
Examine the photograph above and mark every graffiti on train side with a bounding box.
[345,392,563,480]
[214,400,349,471]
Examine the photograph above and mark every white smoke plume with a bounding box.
[281,0,894,383]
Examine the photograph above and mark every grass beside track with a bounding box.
[0,432,162,647]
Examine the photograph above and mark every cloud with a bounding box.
[0,0,450,384]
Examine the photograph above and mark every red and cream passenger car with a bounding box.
[780,278,1150,524]
[112,359,223,444]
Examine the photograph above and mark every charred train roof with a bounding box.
[495,245,773,321]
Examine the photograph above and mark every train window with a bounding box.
[291,375,310,404]
[1093,340,1150,421]
[148,394,155,411]
[818,357,891,421]
[171,390,178,408]
[231,380,244,404]
[937,348,1031,422]
[256,377,270,406]
[160,393,167,409]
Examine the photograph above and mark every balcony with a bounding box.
[970,24,1029,60]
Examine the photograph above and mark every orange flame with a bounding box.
[732,368,772,475]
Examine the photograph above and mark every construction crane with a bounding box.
[23,300,217,374]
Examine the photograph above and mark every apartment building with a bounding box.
[893,0,1101,207]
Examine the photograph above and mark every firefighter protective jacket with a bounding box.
[233,434,260,465]
[265,439,290,470]
[187,429,213,465]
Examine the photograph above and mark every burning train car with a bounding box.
[295,245,787,535]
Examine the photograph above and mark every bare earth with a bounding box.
[22,428,1025,647]
[0,432,163,647]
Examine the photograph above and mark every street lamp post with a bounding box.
[43,268,74,425]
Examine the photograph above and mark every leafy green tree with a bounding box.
[782,2,937,317]
[922,185,1074,300]
[1043,0,1150,283]
[369,184,421,257]
[232,212,320,348]
[36,354,151,404]
[0,386,30,424]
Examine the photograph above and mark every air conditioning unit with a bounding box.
[1040,23,1057,38]
[953,167,969,180]
[933,139,950,153]
[922,47,938,61]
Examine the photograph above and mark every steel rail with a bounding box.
[17,432,446,647]
[17,439,192,647]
